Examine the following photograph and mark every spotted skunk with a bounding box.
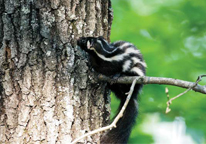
[77,36,146,144]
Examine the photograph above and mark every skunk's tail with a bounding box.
[101,83,142,144]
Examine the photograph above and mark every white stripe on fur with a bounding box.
[123,60,132,72]
[130,67,144,76]
[132,57,147,67]
[92,47,140,62]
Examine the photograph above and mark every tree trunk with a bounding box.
[0,0,113,143]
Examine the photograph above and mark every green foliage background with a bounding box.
[110,0,206,143]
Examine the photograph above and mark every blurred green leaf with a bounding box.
[110,0,206,143]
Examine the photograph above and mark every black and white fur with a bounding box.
[77,36,146,144]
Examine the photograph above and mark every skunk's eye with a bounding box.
[82,39,86,43]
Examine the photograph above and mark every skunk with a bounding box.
[77,36,146,144]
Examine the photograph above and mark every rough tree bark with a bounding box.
[0,0,113,143]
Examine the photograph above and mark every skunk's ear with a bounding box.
[86,38,94,49]
[87,40,91,49]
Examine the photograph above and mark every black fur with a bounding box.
[77,36,146,144]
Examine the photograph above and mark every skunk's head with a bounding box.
[77,36,108,53]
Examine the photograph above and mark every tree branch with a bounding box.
[97,75,206,94]
[72,74,206,143]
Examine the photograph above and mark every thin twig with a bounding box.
[71,78,138,144]
[165,88,171,113]
[165,75,206,113]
